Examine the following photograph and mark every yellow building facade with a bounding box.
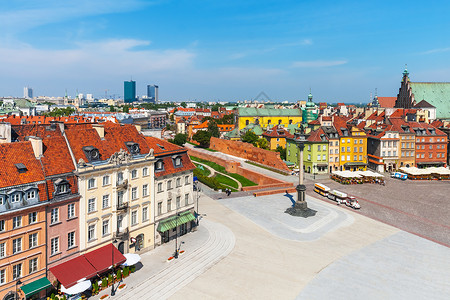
[338,126,368,171]
[237,108,302,131]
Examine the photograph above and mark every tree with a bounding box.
[109,105,116,112]
[172,133,187,146]
[193,130,212,148]
[241,130,258,146]
[180,102,187,108]
[276,145,287,160]
[44,107,75,117]
[256,138,269,149]
[208,121,220,138]
[211,103,222,111]
[123,105,130,113]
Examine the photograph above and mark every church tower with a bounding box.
[394,65,415,108]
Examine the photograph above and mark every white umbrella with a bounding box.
[61,280,91,295]
[122,253,141,266]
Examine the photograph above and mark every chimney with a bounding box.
[0,123,11,144]
[29,136,43,158]
[92,124,104,138]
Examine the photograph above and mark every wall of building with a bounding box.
[209,137,291,172]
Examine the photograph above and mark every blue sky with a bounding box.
[1,0,450,102]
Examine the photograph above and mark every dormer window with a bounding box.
[55,179,70,195]
[126,142,140,155]
[157,144,165,150]
[15,163,27,173]
[83,146,101,162]
[11,193,20,203]
[173,156,182,167]
[0,195,4,205]
[155,160,164,171]
[26,190,36,199]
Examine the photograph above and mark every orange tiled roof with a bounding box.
[0,142,45,188]
[378,97,396,108]
[40,136,76,176]
[307,127,327,142]
[262,125,294,138]
[0,115,92,125]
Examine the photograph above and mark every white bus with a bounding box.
[327,190,348,204]
[314,183,331,197]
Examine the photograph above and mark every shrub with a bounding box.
[108,274,113,284]
[101,278,107,288]
[116,269,122,281]
[51,293,55,300]
[193,169,227,191]
[123,267,129,277]
[92,281,99,294]
[130,265,136,273]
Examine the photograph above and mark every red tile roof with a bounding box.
[262,125,294,138]
[307,127,327,142]
[0,141,45,188]
[0,115,92,125]
[65,123,151,163]
[40,136,76,176]
[378,97,396,108]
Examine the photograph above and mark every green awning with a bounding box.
[157,211,196,232]
[21,277,52,297]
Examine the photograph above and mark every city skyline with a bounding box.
[1,1,450,102]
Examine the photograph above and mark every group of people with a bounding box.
[224,188,232,196]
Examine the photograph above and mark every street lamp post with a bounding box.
[15,279,22,300]
[174,212,180,258]
[196,183,201,226]
[111,238,117,296]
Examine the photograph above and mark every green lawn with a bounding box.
[214,174,238,191]
[193,163,211,177]
[190,156,257,187]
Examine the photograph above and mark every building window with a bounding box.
[29,233,38,248]
[58,183,70,194]
[347,139,350,143]
[88,225,95,241]
[308,145,311,151]
[143,184,148,197]
[167,199,172,212]
[176,178,181,187]
[429,153,432,158]
[174,157,182,167]
[101,175,109,186]
[131,211,138,226]
[29,257,38,274]
[51,208,59,224]
[102,220,109,236]
[66,203,75,219]
[131,169,138,179]
[359,147,363,152]
[185,176,190,185]
[393,151,397,156]
[142,167,149,177]
[117,172,124,184]
[347,155,350,161]
[317,154,321,161]
[0,269,5,284]
[354,147,357,152]
[167,180,172,190]
[322,154,326,160]
[416,154,420,158]
[317,145,321,151]
[88,198,96,213]
[88,178,96,189]
[0,243,5,258]
[118,191,124,206]
[13,216,22,229]
[68,232,75,249]
[156,160,164,171]
[158,182,163,192]
[27,190,36,199]
[157,202,162,216]
[143,207,148,221]
[12,264,21,280]
[50,237,59,255]
[185,193,189,206]
[100,195,109,210]
[359,155,362,161]
[353,155,357,161]
[429,145,432,150]
[117,215,123,229]
[131,187,138,200]
[308,154,311,161]
[11,193,20,203]
[12,238,22,254]
[341,155,345,161]
[347,147,350,152]
[176,196,181,209]
[421,154,424,158]
[0,220,4,232]
[29,212,37,224]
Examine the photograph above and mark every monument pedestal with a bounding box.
[285,184,317,218]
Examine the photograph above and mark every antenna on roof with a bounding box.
[375,88,378,97]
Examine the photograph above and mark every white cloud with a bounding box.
[291,60,348,68]
[420,47,450,55]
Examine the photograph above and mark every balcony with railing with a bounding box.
[113,227,129,240]
[116,179,128,190]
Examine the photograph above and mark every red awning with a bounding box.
[84,244,126,274]
[49,255,97,288]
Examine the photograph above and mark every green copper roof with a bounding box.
[224,127,240,138]
[238,107,301,117]
[410,82,450,119]
[241,123,264,135]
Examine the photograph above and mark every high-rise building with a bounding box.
[124,80,136,103]
[24,86,33,99]
[146,85,159,103]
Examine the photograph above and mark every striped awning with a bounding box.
[157,211,195,232]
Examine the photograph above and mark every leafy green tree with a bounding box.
[109,105,116,112]
[123,105,130,113]
[241,130,258,146]
[276,145,287,160]
[172,133,187,146]
[193,130,212,148]
[208,121,220,138]
[211,103,222,112]
[180,102,187,108]
[256,138,269,149]
[44,107,75,117]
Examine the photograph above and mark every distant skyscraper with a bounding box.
[23,87,33,99]
[124,80,136,103]
[146,85,158,103]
